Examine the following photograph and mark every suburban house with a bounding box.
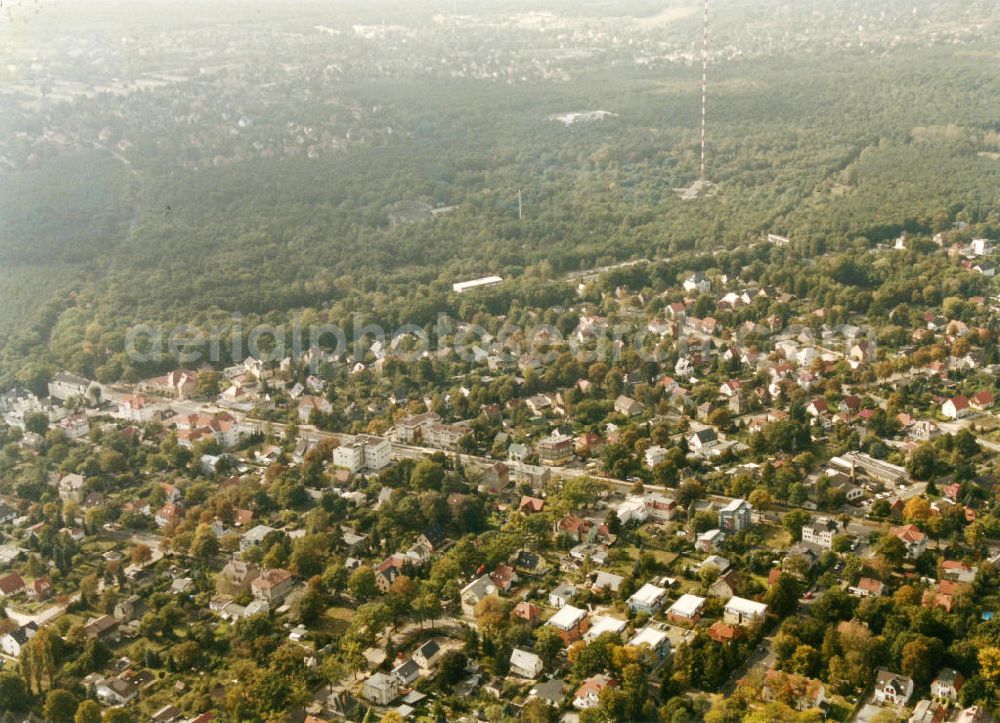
[509,648,544,679]
[627,626,671,660]
[801,517,842,550]
[548,582,577,608]
[513,601,542,627]
[695,528,725,553]
[297,394,332,422]
[0,571,25,597]
[251,568,294,604]
[412,640,442,669]
[460,575,498,617]
[58,473,86,503]
[573,674,616,710]
[874,669,915,706]
[931,668,965,701]
[891,524,928,559]
[942,395,970,420]
[848,577,885,598]
[84,615,120,643]
[614,395,643,417]
[0,622,37,657]
[546,604,589,643]
[362,672,400,705]
[627,583,669,614]
[666,594,706,625]
[392,659,421,686]
[718,498,753,532]
[710,570,741,599]
[723,597,768,626]
[96,677,139,706]
[481,462,510,493]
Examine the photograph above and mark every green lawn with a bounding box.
[316,604,355,636]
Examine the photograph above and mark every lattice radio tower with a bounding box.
[700,0,709,182]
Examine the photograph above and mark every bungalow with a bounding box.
[666,594,706,625]
[849,577,885,598]
[546,604,589,644]
[509,648,544,679]
[971,391,995,411]
[573,674,616,710]
[874,669,914,706]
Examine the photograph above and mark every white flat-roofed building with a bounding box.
[723,596,768,626]
[585,614,627,641]
[666,594,706,625]
[627,583,669,614]
[627,626,671,659]
[546,604,589,643]
[333,434,391,472]
[453,276,503,294]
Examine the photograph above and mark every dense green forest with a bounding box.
[2,0,1000,387]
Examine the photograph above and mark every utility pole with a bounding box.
[518,189,523,221]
